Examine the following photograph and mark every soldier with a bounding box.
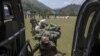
[49,24,61,38]
[50,31,60,45]
[30,17,37,28]
[35,19,47,32]
[30,17,37,35]
[32,37,57,56]
[43,27,61,45]
[34,23,61,45]
[38,19,48,29]
[34,19,48,39]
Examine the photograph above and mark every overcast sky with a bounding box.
[38,0,85,9]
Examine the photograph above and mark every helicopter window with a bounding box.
[4,4,13,23]
[4,5,10,16]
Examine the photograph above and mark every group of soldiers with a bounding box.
[30,17,61,56]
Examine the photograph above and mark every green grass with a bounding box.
[24,16,76,56]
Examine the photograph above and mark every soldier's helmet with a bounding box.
[41,36,49,44]
[39,19,46,25]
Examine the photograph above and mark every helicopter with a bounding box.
[0,0,33,56]
[71,0,100,56]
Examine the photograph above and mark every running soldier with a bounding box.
[34,19,48,39]
[30,17,37,35]
[32,37,57,56]
[43,27,61,45]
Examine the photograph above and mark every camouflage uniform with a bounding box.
[30,17,37,29]
[34,29,44,40]
[32,41,57,56]
[30,17,37,35]
[35,24,61,45]
[50,31,60,45]
[34,19,48,39]
[43,30,60,45]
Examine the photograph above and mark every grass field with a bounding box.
[24,16,77,56]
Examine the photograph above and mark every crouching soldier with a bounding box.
[32,37,57,56]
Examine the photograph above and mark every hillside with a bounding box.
[32,0,51,10]
[55,4,81,16]
[21,0,52,11]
